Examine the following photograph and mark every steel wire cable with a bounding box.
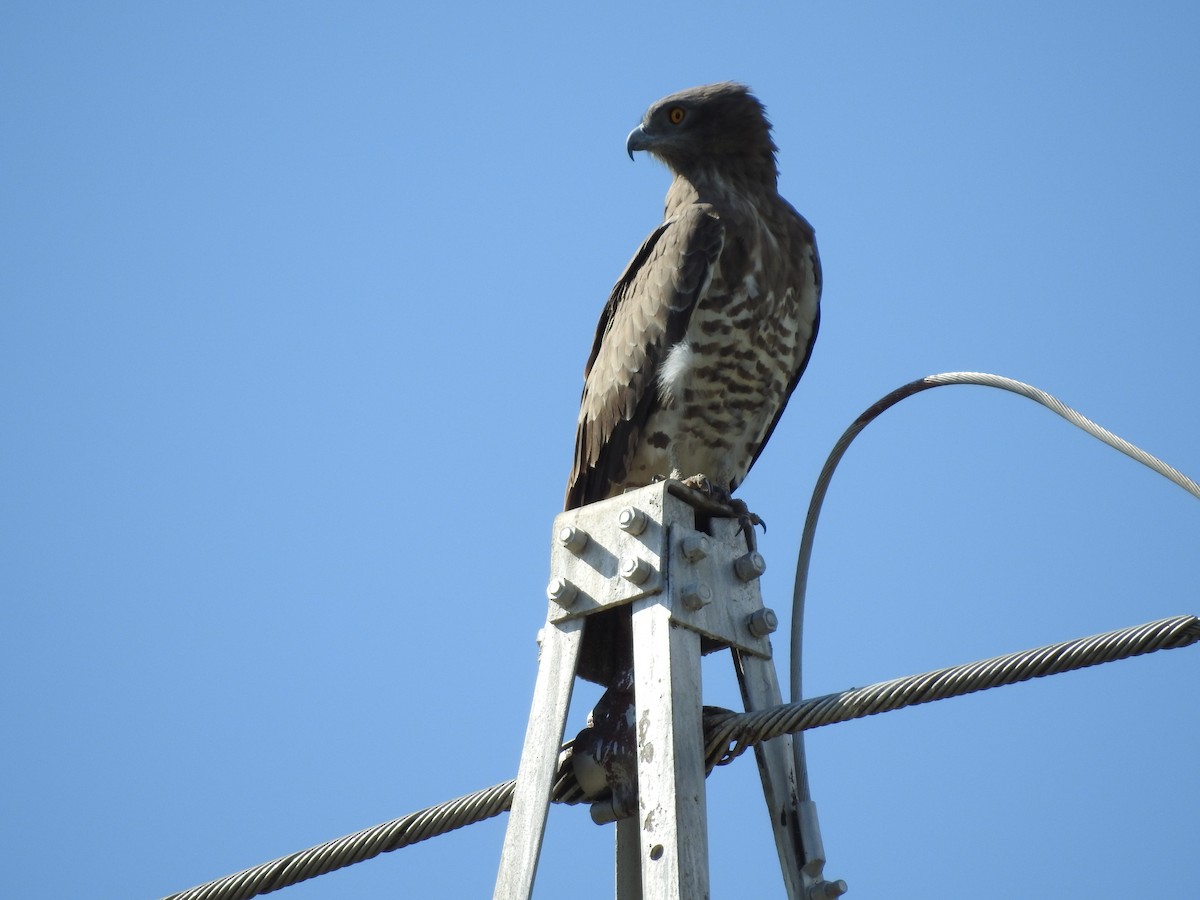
[162,780,515,900]
[789,372,1200,787]
[711,613,1198,768]
[161,612,1199,900]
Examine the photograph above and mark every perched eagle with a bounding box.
[565,83,822,511]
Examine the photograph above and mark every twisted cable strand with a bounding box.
[734,613,1198,771]
[162,780,516,900]
[163,614,1198,900]
[922,373,1200,498]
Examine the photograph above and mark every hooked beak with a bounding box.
[626,124,652,160]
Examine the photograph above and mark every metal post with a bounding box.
[493,617,584,900]
[630,597,710,898]
[494,482,814,900]
[733,648,806,899]
[615,817,643,899]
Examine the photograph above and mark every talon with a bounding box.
[727,499,765,550]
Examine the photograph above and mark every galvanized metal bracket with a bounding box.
[544,483,774,658]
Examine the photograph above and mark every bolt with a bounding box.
[589,799,620,825]
[681,583,713,610]
[679,533,710,562]
[808,880,849,899]
[746,607,779,637]
[619,556,652,585]
[556,524,589,553]
[617,506,648,536]
[588,795,635,824]
[734,550,767,582]
[547,576,578,607]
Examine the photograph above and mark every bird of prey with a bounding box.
[565,82,822,512]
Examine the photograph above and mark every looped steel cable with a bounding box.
[789,372,1200,787]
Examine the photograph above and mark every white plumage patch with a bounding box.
[656,340,695,405]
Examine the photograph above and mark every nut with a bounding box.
[747,607,779,637]
[617,506,649,536]
[619,556,652,585]
[556,524,589,553]
[734,551,767,582]
[547,576,578,607]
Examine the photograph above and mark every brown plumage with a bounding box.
[565,82,822,511]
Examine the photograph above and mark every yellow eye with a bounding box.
[668,106,686,125]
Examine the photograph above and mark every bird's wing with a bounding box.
[744,208,823,479]
[565,205,725,509]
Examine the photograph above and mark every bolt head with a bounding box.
[617,506,648,536]
[681,583,713,610]
[547,576,578,607]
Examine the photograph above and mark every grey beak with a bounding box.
[626,124,651,160]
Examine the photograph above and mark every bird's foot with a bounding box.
[675,475,765,548]
[727,497,765,550]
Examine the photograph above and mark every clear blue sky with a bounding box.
[3,3,1198,898]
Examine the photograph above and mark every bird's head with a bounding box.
[625,82,778,185]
